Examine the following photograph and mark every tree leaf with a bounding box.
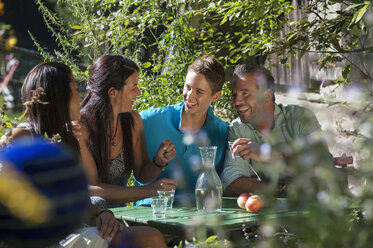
[355,4,369,24]
[342,65,351,79]
[287,32,298,41]
[206,235,218,243]
[344,3,365,12]
[142,62,151,68]
[349,12,358,26]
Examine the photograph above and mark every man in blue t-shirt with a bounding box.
[139,56,228,203]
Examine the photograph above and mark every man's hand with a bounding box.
[96,210,124,240]
[231,138,269,162]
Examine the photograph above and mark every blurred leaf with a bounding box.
[70,25,81,30]
[342,65,351,79]
[142,62,151,68]
[355,2,369,23]
[344,3,365,12]
[206,235,218,243]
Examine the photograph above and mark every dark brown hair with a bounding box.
[22,62,80,153]
[80,54,139,183]
[232,64,276,101]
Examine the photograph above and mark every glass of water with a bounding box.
[228,141,240,159]
[157,189,175,210]
[151,196,168,219]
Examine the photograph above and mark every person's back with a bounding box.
[0,137,89,248]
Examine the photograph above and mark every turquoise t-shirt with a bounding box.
[138,101,228,204]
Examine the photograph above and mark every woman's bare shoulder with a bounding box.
[130,110,141,120]
[130,111,143,129]
[11,126,33,140]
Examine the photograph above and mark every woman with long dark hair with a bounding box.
[11,62,81,150]
[79,54,176,208]
[11,61,167,248]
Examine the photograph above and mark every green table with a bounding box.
[110,197,289,239]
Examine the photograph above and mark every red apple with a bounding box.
[245,195,263,213]
[249,195,263,208]
[237,193,251,209]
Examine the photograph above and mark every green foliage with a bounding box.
[181,235,232,248]
[0,104,16,141]
[288,0,372,83]
[204,0,372,83]
[197,0,294,64]
[32,0,372,121]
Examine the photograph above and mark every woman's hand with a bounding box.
[154,139,176,166]
[146,178,177,194]
[96,210,125,240]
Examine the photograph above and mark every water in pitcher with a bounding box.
[195,186,223,211]
[195,146,223,211]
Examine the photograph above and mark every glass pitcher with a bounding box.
[195,146,223,211]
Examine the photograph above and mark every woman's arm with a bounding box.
[130,111,177,184]
[88,179,175,203]
[78,120,175,203]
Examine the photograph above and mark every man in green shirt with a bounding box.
[221,65,333,195]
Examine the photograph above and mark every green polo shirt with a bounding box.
[221,103,333,190]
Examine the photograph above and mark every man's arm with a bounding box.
[222,122,261,196]
[224,177,266,196]
[221,143,261,196]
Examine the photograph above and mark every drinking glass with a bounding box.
[157,189,175,210]
[228,141,240,159]
[151,196,168,219]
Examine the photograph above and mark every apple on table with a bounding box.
[237,193,251,209]
[237,193,263,213]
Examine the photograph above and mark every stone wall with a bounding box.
[275,84,372,195]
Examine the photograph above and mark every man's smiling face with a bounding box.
[232,74,265,124]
